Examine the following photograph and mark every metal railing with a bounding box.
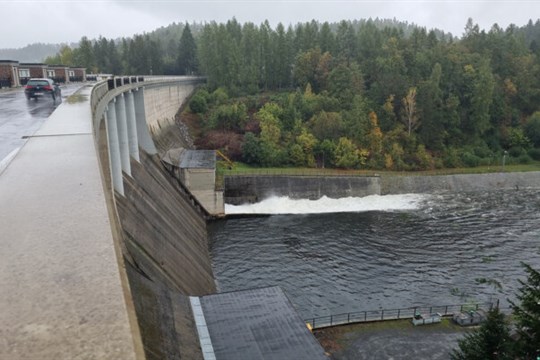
[305,300,499,329]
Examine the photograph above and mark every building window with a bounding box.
[68,70,75,77]
[47,70,55,78]
[19,69,30,78]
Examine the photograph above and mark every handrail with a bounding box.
[305,300,501,329]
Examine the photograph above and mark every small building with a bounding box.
[49,65,69,83]
[70,67,86,82]
[162,148,224,215]
[0,60,87,86]
[18,63,47,85]
[0,60,19,88]
[179,150,216,190]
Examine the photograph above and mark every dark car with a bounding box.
[24,78,61,101]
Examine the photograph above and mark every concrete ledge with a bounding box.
[0,86,141,359]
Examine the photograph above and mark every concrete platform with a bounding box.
[0,86,142,359]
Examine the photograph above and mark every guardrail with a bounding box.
[305,300,500,329]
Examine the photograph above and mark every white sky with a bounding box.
[1,0,539,49]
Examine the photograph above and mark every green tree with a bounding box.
[525,111,540,147]
[336,20,356,63]
[510,263,540,358]
[328,63,364,109]
[335,137,359,168]
[178,23,198,75]
[342,95,371,147]
[73,36,95,72]
[209,103,247,131]
[450,308,513,360]
[58,45,74,66]
[293,47,332,92]
[461,59,495,141]
[241,132,262,165]
[315,139,336,168]
[295,128,318,167]
[239,22,261,92]
[418,63,445,150]
[309,111,344,141]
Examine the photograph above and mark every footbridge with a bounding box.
[0,76,326,360]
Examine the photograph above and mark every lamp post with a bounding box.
[502,150,508,172]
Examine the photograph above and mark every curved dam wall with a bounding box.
[91,77,215,359]
[224,171,540,204]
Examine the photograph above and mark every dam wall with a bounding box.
[224,175,381,204]
[91,77,214,359]
[143,83,197,154]
[380,171,540,194]
[224,171,540,205]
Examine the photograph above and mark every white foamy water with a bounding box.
[225,193,428,214]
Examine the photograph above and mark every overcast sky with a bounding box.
[2,0,539,49]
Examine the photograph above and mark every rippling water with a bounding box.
[208,189,540,320]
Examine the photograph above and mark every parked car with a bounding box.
[24,78,61,101]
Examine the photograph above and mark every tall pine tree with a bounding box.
[178,23,198,75]
[510,263,540,358]
[450,308,513,360]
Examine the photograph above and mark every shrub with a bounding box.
[528,148,540,161]
[212,87,229,105]
[189,93,208,114]
[517,154,532,164]
[508,146,525,157]
[461,152,481,167]
[443,148,461,168]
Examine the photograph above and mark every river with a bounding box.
[208,188,540,320]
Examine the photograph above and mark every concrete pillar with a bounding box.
[124,91,140,162]
[134,88,157,155]
[12,66,20,87]
[106,100,124,195]
[115,93,131,176]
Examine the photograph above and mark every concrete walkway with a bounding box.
[0,86,141,359]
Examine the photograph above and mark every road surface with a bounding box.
[0,83,86,171]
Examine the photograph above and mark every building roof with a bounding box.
[198,286,328,360]
[179,150,216,169]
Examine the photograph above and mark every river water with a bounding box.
[208,189,540,320]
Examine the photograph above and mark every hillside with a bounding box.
[0,43,66,62]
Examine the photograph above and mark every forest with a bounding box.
[46,18,540,170]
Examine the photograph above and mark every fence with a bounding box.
[305,300,500,329]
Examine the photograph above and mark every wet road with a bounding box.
[0,83,86,168]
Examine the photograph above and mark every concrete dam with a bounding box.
[93,78,540,360]
[89,77,326,359]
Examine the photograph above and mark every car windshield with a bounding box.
[27,80,50,86]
